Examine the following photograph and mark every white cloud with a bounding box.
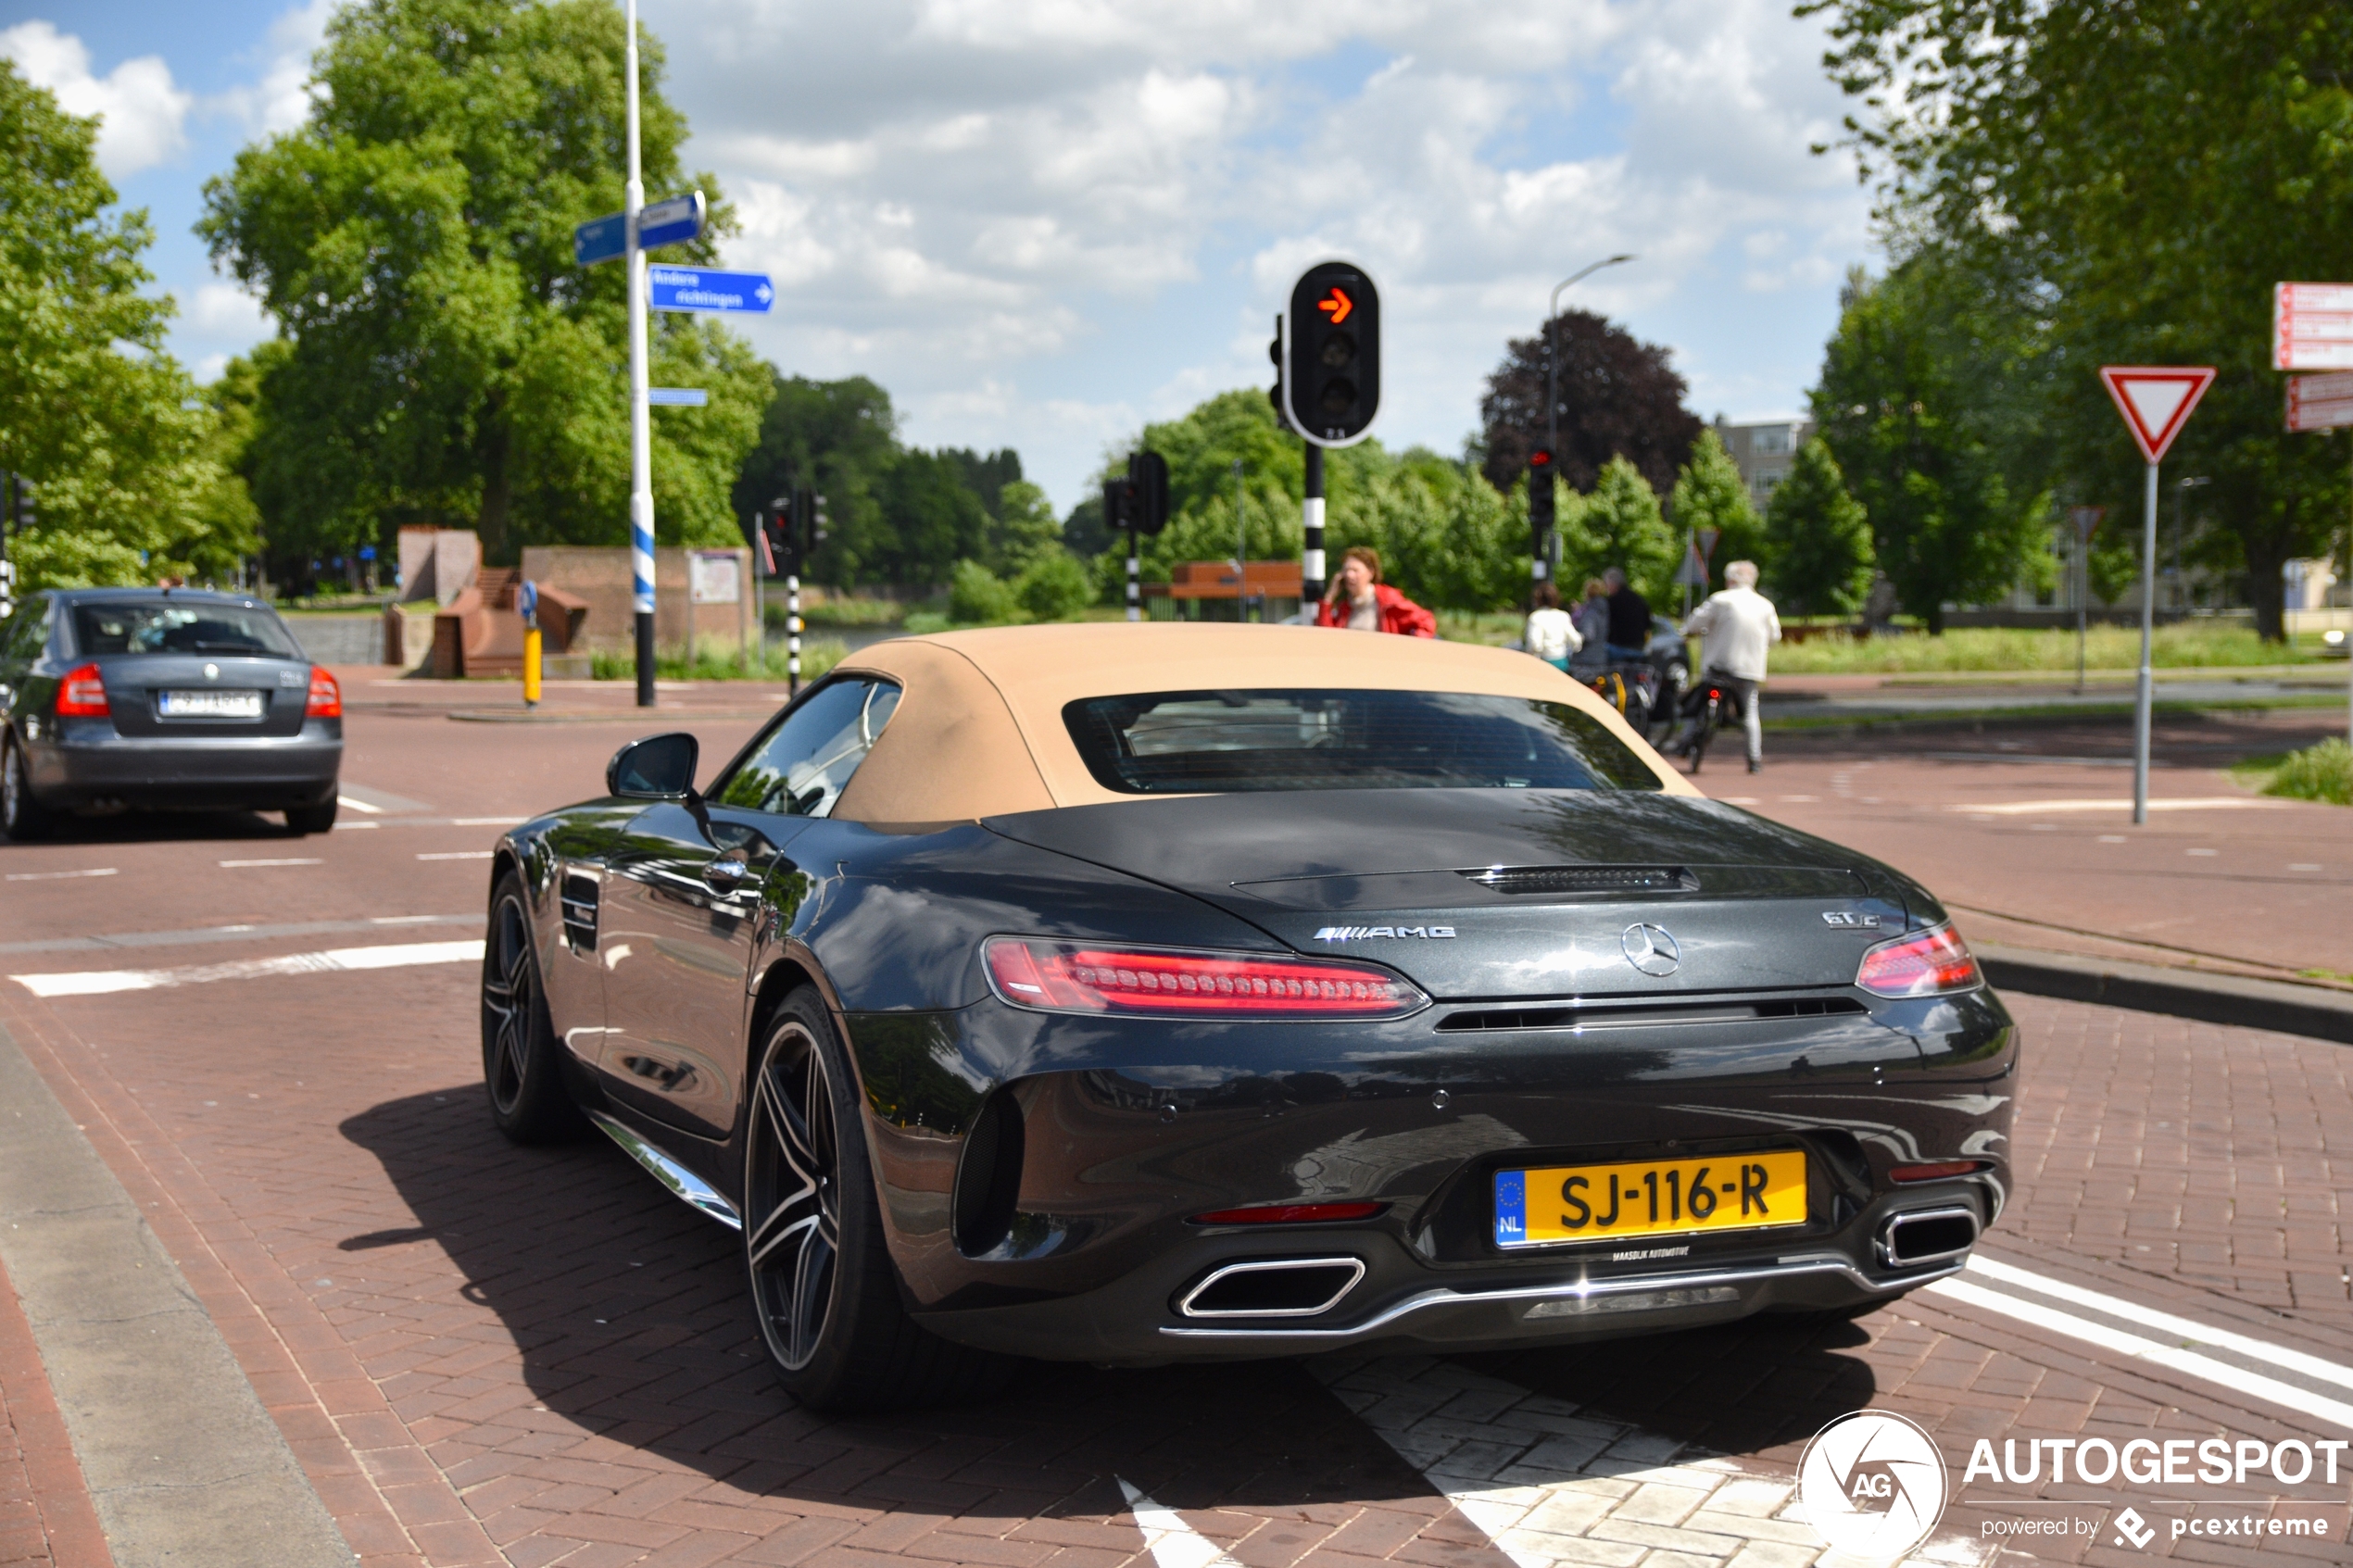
[188,282,271,335]
[210,0,335,135]
[0,21,192,178]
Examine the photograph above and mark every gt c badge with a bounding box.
[1620,923,1680,977]
[1821,911,1882,929]
[1315,924,1454,941]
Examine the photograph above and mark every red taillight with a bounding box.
[1856,923,1981,997]
[983,937,1428,1020]
[1189,1202,1385,1225]
[1888,1160,1991,1184]
[305,668,341,718]
[55,662,108,716]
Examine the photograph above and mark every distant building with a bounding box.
[1712,416,1817,515]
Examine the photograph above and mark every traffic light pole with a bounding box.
[1126,524,1140,622]
[786,549,802,696]
[624,0,657,709]
[1302,444,1325,610]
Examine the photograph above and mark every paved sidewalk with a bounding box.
[0,1256,107,1568]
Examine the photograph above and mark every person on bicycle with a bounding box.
[1601,567,1652,662]
[1671,559,1780,773]
[1315,546,1437,636]
[1523,581,1580,670]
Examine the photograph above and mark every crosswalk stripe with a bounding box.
[1115,1478,1243,1568]
[9,940,484,997]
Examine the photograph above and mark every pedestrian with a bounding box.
[1314,546,1436,637]
[1671,559,1781,774]
[1570,578,1610,667]
[1522,581,1579,671]
[1601,567,1652,663]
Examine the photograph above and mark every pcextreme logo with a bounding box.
[1797,1411,1950,1560]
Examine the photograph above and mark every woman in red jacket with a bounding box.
[1313,546,1436,637]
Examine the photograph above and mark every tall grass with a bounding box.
[766,596,911,630]
[2246,738,2353,806]
[1767,623,2322,674]
[590,637,848,684]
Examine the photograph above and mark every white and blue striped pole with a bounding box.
[624,0,657,707]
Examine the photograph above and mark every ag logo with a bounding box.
[1796,1411,1948,1560]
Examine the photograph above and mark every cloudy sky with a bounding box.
[5,0,1874,511]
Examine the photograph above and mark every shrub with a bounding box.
[948,558,1024,625]
[1014,551,1091,621]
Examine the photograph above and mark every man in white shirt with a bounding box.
[1672,559,1780,773]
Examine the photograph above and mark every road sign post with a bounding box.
[2100,366,2216,825]
[2279,333,2353,750]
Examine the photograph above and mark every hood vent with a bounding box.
[1461,865,1698,897]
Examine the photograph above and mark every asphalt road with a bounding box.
[0,691,2347,1568]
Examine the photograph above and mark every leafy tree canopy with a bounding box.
[1564,457,1679,609]
[1479,310,1704,499]
[1669,430,1765,595]
[1763,437,1876,616]
[1806,0,2353,637]
[0,63,251,589]
[202,0,767,568]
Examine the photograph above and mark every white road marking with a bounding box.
[1963,1255,2353,1393]
[1954,797,2285,815]
[5,868,119,882]
[1315,1356,1989,1568]
[219,858,322,868]
[1925,1277,2353,1431]
[336,794,384,814]
[10,940,484,997]
[416,851,495,860]
[331,821,379,830]
[1115,1478,1243,1568]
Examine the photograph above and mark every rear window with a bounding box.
[1063,689,1663,794]
[71,602,300,659]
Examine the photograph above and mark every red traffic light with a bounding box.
[1530,448,1553,467]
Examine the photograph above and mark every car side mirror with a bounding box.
[608,733,699,799]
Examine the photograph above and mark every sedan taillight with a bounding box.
[983,937,1428,1020]
[306,668,341,718]
[1856,923,1981,997]
[55,662,108,716]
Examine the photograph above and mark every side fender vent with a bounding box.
[951,1091,1026,1258]
[560,870,599,953]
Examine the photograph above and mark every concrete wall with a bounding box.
[519,546,754,652]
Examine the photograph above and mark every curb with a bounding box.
[1978,942,2353,1047]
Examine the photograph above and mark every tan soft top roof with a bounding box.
[827,622,1699,823]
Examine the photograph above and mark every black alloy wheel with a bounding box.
[743,988,1016,1411]
[480,873,583,1143]
[285,796,338,835]
[1,738,54,841]
[745,1011,842,1374]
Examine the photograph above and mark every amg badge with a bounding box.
[1315,924,1456,942]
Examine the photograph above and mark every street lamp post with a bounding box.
[1545,255,1636,464]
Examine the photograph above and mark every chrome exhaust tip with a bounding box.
[1176,1258,1365,1319]
[1877,1205,1980,1268]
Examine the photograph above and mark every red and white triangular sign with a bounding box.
[2099,366,2216,463]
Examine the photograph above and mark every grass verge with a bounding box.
[590,637,848,684]
[2232,737,2353,806]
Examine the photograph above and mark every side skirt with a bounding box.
[587,1109,743,1231]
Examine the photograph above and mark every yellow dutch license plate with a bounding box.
[1494,1150,1808,1248]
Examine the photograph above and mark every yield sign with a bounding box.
[2099,366,2216,463]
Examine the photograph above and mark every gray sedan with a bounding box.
[0,589,343,838]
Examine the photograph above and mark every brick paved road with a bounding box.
[0,700,2346,1566]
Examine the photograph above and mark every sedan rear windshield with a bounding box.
[1063,689,1663,794]
[71,602,300,659]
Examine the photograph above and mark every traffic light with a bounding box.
[1268,320,1288,430]
[1528,448,1555,551]
[8,476,30,534]
[1282,261,1381,446]
[1127,451,1168,535]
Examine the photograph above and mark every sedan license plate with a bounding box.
[1494,1149,1807,1248]
[158,689,264,719]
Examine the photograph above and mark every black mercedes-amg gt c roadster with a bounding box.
[480,624,2015,1411]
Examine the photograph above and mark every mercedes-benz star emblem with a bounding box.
[1620,922,1680,977]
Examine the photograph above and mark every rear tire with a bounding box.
[1,737,55,842]
[481,872,585,1143]
[743,987,1016,1412]
[285,795,337,835]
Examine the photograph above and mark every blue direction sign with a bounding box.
[648,266,775,314]
[648,387,709,407]
[572,190,707,267]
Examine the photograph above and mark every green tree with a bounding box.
[1806,0,2353,638]
[1812,258,2046,632]
[0,63,246,589]
[201,0,766,568]
[1669,429,1765,593]
[1762,438,1876,615]
[990,481,1064,572]
[1567,457,1679,608]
